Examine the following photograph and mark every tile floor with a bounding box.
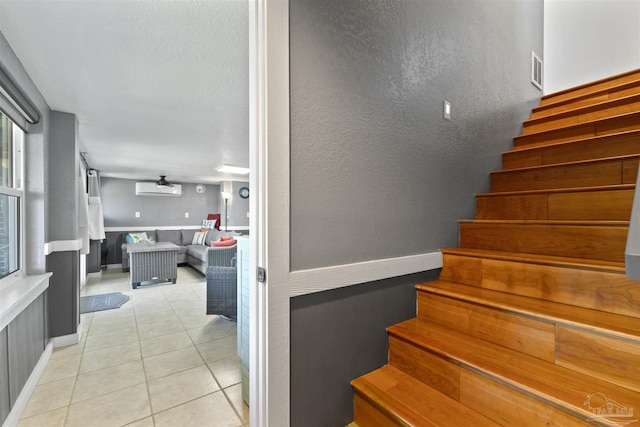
[18,267,248,427]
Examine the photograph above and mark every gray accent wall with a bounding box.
[289,1,544,425]
[101,177,221,228]
[290,0,544,271]
[48,111,79,241]
[291,270,440,426]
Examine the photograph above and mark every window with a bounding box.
[0,111,23,281]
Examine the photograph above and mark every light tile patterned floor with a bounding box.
[19,267,248,427]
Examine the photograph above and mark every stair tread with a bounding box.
[525,92,640,128]
[352,365,500,427]
[417,280,640,342]
[514,110,640,145]
[440,247,626,273]
[388,318,640,420]
[539,69,640,109]
[491,152,640,176]
[507,129,640,154]
[476,184,635,198]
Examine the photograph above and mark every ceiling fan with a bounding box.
[155,175,174,187]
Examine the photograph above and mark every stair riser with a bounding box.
[476,189,634,221]
[539,70,640,107]
[514,112,640,149]
[353,393,404,427]
[388,335,596,426]
[417,292,555,362]
[388,336,461,401]
[532,83,640,119]
[556,326,640,393]
[417,290,640,393]
[504,131,640,170]
[459,223,628,262]
[439,254,640,318]
[524,98,640,135]
[459,369,593,427]
[491,158,638,192]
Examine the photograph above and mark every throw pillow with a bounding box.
[206,214,221,230]
[220,236,232,241]
[201,227,211,232]
[211,239,236,247]
[202,219,217,229]
[130,232,148,243]
[192,231,209,245]
[125,233,134,244]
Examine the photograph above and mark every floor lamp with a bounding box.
[221,192,231,231]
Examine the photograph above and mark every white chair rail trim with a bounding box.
[44,238,83,255]
[289,251,443,297]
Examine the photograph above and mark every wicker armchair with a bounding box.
[206,245,237,319]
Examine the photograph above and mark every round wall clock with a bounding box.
[239,186,249,199]
[195,184,206,194]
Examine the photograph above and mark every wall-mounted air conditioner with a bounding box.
[135,182,182,196]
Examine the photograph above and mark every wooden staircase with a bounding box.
[351,70,640,426]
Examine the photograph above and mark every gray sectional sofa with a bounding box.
[120,228,239,275]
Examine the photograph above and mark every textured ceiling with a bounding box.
[0,0,249,184]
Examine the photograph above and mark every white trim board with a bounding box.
[289,252,443,297]
[104,226,201,232]
[44,238,83,255]
[0,273,51,331]
[104,225,249,232]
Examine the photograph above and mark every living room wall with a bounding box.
[101,177,221,228]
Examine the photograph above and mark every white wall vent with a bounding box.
[135,182,182,196]
[531,51,543,90]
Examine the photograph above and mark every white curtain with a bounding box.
[77,176,90,255]
[87,170,106,240]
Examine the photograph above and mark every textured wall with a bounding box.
[290,0,544,271]
[291,270,440,427]
[100,177,221,228]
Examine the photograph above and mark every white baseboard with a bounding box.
[52,322,82,348]
[2,340,54,427]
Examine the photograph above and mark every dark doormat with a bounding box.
[80,292,130,314]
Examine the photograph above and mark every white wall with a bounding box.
[544,0,640,94]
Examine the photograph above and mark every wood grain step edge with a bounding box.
[417,280,640,342]
[534,80,640,120]
[513,110,640,145]
[476,184,635,198]
[388,318,640,424]
[439,247,626,273]
[459,219,629,226]
[525,92,640,129]
[492,152,640,176]
[506,128,640,154]
[539,68,640,107]
[351,365,500,427]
